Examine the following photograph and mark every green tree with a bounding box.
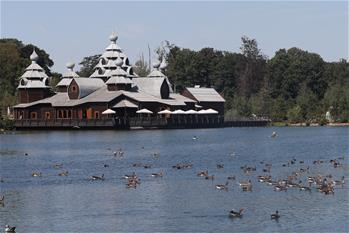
[78,54,101,77]
[238,36,266,98]
[20,44,54,75]
[50,72,63,91]
[323,82,349,122]
[0,38,54,109]
[250,81,273,117]
[134,53,150,77]
[267,47,326,100]
[287,105,302,123]
[166,46,197,92]
[270,96,288,121]
[296,85,319,120]
[155,40,174,61]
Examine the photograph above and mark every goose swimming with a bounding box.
[229,209,244,218]
[239,180,252,191]
[197,170,208,177]
[32,172,42,177]
[334,176,345,186]
[123,172,137,179]
[215,181,229,191]
[58,171,69,176]
[271,210,280,220]
[5,225,16,233]
[91,174,105,181]
[205,175,215,180]
[151,171,164,177]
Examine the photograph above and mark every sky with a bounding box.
[1,0,348,73]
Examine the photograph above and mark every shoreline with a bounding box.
[273,122,349,127]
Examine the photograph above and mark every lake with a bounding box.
[0,127,348,233]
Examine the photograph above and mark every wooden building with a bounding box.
[13,33,226,129]
[182,86,225,114]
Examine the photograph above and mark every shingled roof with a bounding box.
[73,78,105,98]
[185,87,225,102]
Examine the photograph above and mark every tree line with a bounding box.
[163,37,348,123]
[0,37,348,123]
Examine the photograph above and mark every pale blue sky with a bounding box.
[1,1,348,73]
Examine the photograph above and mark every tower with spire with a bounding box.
[17,49,53,103]
[90,32,135,82]
[105,57,133,91]
[56,62,80,92]
[147,58,173,93]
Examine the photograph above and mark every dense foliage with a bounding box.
[0,37,348,123]
[162,37,349,122]
[0,38,54,111]
[77,54,101,77]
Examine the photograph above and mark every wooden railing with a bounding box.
[15,118,115,128]
[14,115,269,129]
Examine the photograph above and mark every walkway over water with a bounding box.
[14,116,270,129]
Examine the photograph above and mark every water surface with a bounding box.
[0,127,348,232]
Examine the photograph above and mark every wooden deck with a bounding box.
[14,116,270,130]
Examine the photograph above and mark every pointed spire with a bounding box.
[30,49,39,62]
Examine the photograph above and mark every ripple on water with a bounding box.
[0,127,348,232]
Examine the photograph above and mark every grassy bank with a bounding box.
[0,118,15,131]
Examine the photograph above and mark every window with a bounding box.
[68,110,72,118]
[94,111,100,119]
[58,110,63,118]
[72,85,77,92]
[45,112,51,119]
[30,112,37,119]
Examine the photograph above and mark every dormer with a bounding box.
[132,77,170,99]
[68,78,105,99]
[56,62,79,92]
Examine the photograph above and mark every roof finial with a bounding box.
[30,49,39,62]
[66,62,75,71]
[160,58,167,70]
[152,60,160,70]
[109,31,118,43]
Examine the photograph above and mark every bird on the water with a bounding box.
[271,131,277,138]
[271,210,280,220]
[229,209,244,218]
[90,174,105,181]
[5,225,16,233]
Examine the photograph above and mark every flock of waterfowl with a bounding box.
[1,131,347,232]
